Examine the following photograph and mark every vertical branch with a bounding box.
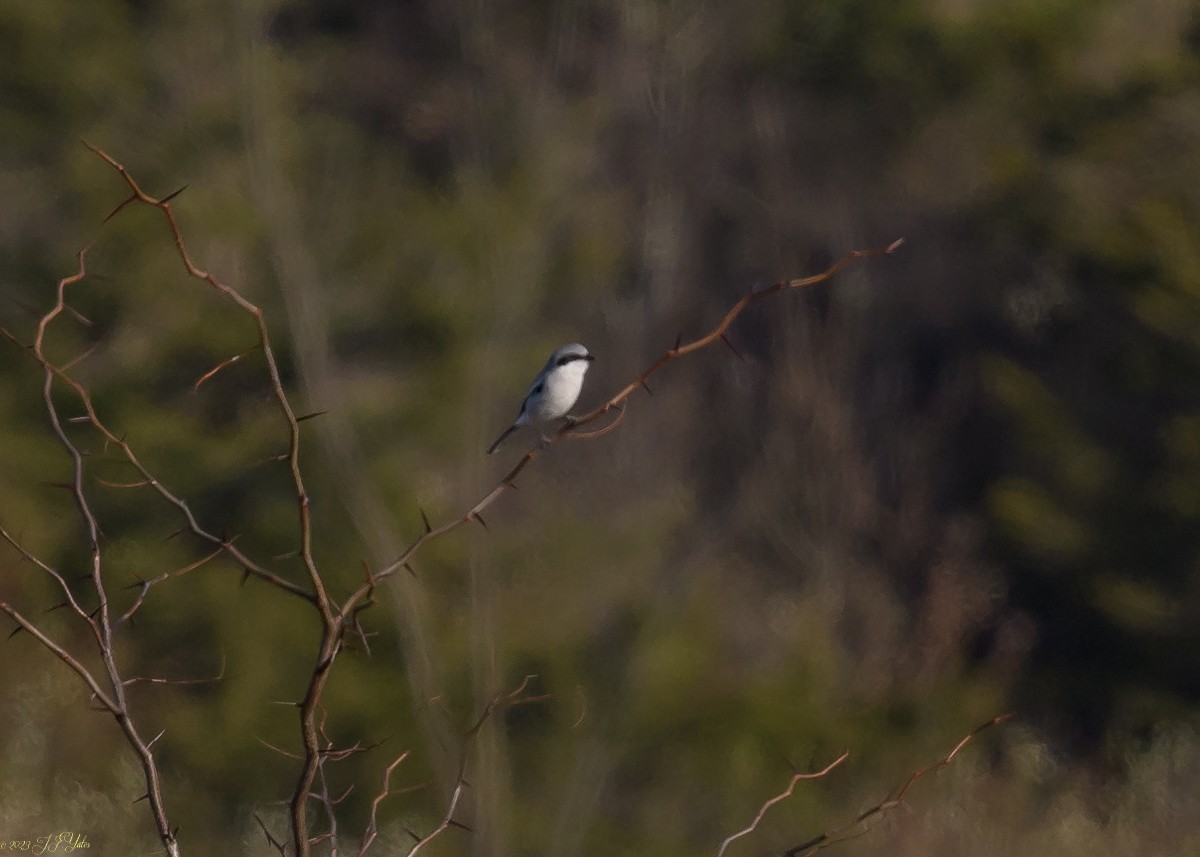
[13,146,905,857]
[80,144,338,857]
[21,245,182,855]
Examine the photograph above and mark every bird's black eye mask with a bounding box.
[556,353,595,367]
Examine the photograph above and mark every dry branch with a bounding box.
[0,234,183,855]
[2,144,901,857]
[783,713,1015,856]
[365,239,901,591]
[716,752,850,857]
[400,676,546,857]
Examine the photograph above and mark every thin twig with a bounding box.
[399,676,547,857]
[356,751,413,857]
[365,239,901,592]
[784,712,1015,856]
[716,752,849,857]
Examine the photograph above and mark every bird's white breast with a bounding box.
[533,360,590,421]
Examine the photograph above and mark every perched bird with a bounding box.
[487,343,595,454]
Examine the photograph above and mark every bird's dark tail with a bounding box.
[487,424,519,455]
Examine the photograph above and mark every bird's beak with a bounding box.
[585,354,596,361]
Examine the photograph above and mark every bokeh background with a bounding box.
[2,0,1200,854]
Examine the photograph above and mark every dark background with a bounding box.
[2,1,1198,854]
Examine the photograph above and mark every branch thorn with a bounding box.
[720,333,746,362]
[160,185,188,205]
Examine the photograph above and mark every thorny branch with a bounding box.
[1,144,901,857]
[365,240,902,588]
[0,144,326,856]
[0,241,182,852]
[782,713,1016,857]
[404,676,546,857]
[355,752,413,857]
[716,752,850,857]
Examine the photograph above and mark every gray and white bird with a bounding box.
[487,343,595,454]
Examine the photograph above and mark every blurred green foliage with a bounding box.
[2,0,1200,854]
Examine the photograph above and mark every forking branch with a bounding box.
[1,144,904,857]
[366,237,904,586]
[783,712,1016,857]
[713,714,1014,857]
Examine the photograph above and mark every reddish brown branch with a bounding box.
[398,676,547,857]
[365,239,900,593]
[0,599,118,711]
[82,144,326,609]
[0,523,94,627]
[67,144,343,856]
[118,546,226,625]
[15,145,903,857]
[194,345,261,390]
[122,652,226,689]
[254,813,287,857]
[784,713,1015,857]
[2,225,184,855]
[2,329,315,605]
[356,752,415,857]
[569,239,904,433]
[716,752,849,857]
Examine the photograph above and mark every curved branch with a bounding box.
[784,712,1015,857]
[84,142,330,619]
[365,239,902,594]
[716,751,849,857]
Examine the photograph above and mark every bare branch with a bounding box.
[122,651,226,689]
[365,239,900,593]
[356,752,414,857]
[15,146,907,857]
[399,676,549,857]
[0,523,95,626]
[716,752,850,857]
[784,712,1015,857]
[0,600,117,711]
[83,142,332,620]
[117,547,226,626]
[254,813,287,857]
[193,345,261,390]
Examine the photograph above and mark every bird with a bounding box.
[487,343,595,454]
